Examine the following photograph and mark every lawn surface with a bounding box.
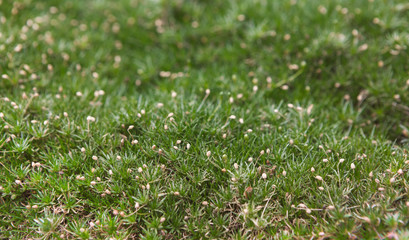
[1,0,409,239]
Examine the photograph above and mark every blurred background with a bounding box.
[1,0,409,140]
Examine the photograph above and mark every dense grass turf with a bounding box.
[1,0,409,239]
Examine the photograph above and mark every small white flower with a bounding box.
[262,173,267,179]
[108,170,113,175]
[186,143,191,149]
[132,139,138,145]
[205,89,210,95]
[390,177,395,183]
[315,176,323,181]
[86,116,96,122]
[323,158,328,163]
[234,163,239,169]
[339,158,345,163]
[282,170,287,177]
[92,156,98,160]
[351,163,356,169]
[206,151,211,157]
[311,167,315,172]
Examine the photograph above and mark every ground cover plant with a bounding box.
[1,0,409,239]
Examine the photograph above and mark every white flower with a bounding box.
[206,151,211,157]
[351,163,356,169]
[262,173,267,179]
[86,116,96,122]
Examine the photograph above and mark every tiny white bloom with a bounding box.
[390,177,395,183]
[86,116,96,122]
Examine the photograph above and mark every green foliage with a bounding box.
[1,0,409,238]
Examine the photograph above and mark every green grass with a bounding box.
[1,0,409,239]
